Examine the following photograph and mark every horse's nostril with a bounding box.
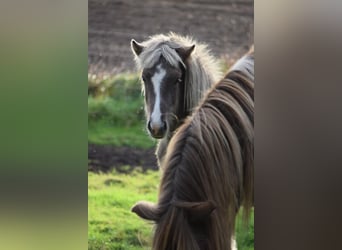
[147,121,152,132]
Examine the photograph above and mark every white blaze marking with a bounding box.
[231,236,237,250]
[150,64,166,128]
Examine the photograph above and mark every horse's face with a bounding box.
[141,58,185,139]
[131,39,195,139]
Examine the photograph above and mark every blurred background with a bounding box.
[2,0,341,249]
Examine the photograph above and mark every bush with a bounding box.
[88,73,141,99]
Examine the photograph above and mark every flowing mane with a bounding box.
[132,48,254,250]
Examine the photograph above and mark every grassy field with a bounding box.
[88,170,254,250]
[88,169,158,250]
[88,119,155,149]
[88,71,254,249]
[88,73,155,148]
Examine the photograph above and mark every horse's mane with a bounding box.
[160,49,254,216]
[133,49,254,250]
[229,46,254,82]
[133,32,222,113]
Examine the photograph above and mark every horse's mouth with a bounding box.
[150,133,165,139]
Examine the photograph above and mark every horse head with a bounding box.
[131,39,195,139]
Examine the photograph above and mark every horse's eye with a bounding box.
[142,76,146,82]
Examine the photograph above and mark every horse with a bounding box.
[131,32,222,165]
[131,47,254,250]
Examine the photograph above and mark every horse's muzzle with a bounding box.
[147,120,167,139]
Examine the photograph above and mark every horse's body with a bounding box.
[131,33,221,165]
[132,48,254,250]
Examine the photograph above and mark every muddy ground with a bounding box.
[88,0,253,172]
[88,144,158,173]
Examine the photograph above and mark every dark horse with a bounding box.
[131,32,221,165]
[132,48,254,250]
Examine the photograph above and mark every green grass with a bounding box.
[88,169,159,250]
[88,96,155,148]
[88,170,254,250]
[88,96,144,127]
[88,73,156,148]
[236,210,255,250]
[88,69,253,249]
[88,119,155,149]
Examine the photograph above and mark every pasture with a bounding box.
[88,169,254,250]
[88,73,254,249]
[88,169,158,250]
[88,73,154,148]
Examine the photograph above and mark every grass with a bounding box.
[88,170,254,250]
[88,73,156,148]
[88,67,254,249]
[88,96,144,127]
[88,169,159,250]
[88,119,155,149]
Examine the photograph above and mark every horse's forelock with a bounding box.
[136,39,185,70]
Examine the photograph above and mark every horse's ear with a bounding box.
[131,201,159,221]
[131,39,144,56]
[175,44,195,61]
[174,200,216,222]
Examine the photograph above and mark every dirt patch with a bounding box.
[88,144,158,173]
[89,0,254,76]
